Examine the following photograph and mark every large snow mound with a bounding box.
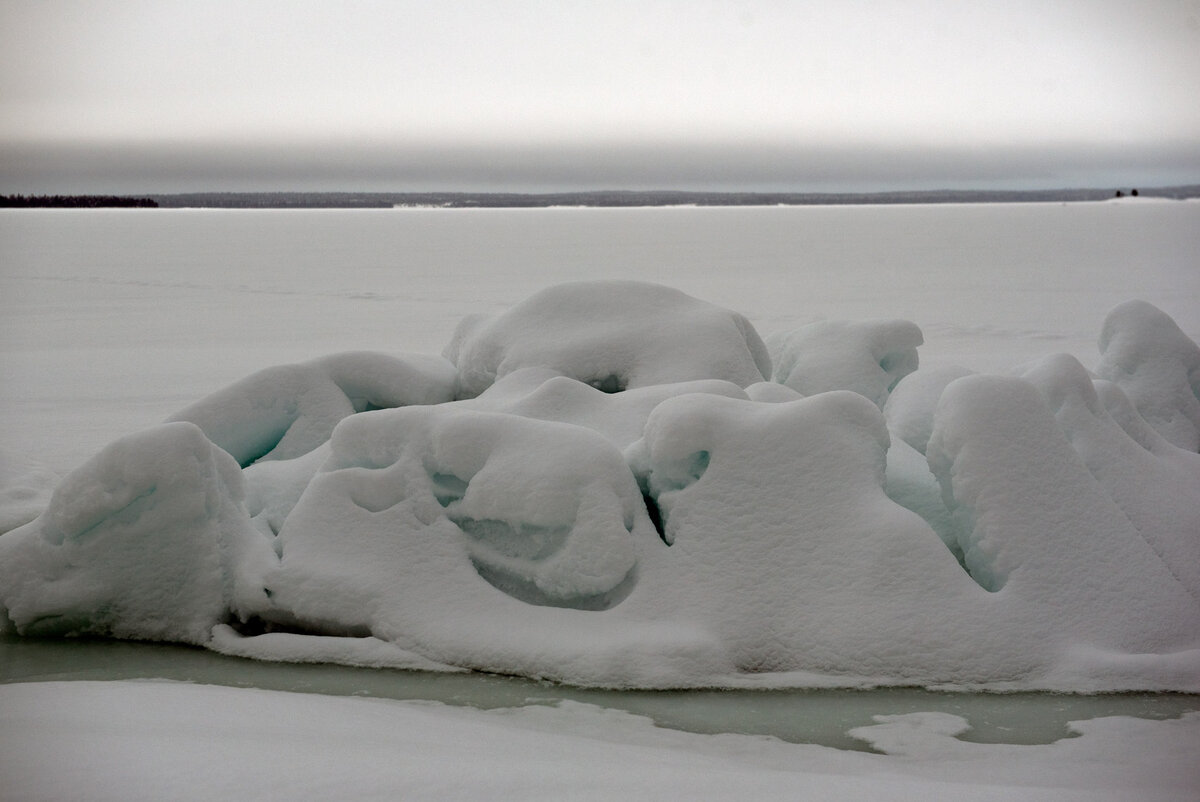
[767,318,924,408]
[884,365,975,453]
[271,404,644,617]
[2,284,1199,691]
[1096,299,1200,452]
[168,351,458,466]
[444,281,772,397]
[0,422,275,644]
[456,368,752,450]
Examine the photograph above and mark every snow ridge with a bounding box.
[2,284,1198,691]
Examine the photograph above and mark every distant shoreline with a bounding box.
[4,185,1199,209]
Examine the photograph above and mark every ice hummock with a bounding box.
[0,422,276,644]
[1,283,1198,691]
[444,280,772,397]
[168,351,458,466]
[1096,299,1200,452]
[767,318,923,408]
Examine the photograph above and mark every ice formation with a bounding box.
[444,280,772,396]
[2,283,1199,691]
[883,365,974,454]
[1096,299,1200,452]
[767,318,923,408]
[168,351,458,466]
[0,451,57,534]
[0,423,274,644]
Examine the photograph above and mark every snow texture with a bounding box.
[767,318,923,408]
[0,451,57,535]
[444,280,772,397]
[457,368,752,450]
[168,351,458,466]
[2,284,1199,691]
[884,365,975,453]
[1096,299,1200,452]
[0,422,275,644]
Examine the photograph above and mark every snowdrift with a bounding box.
[2,282,1199,691]
[445,280,771,396]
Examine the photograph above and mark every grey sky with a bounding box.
[2,0,1199,193]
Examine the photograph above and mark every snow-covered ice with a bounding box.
[0,451,56,534]
[2,203,1198,798]
[168,350,458,465]
[0,422,275,645]
[767,318,923,407]
[2,272,1198,691]
[1096,299,1200,452]
[445,279,771,396]
[2,680,1197,801]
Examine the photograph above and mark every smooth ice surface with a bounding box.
[6,634,1195,751]
[2,680,1198,801]
[3,204,1197,471]
[2,203,1199,695]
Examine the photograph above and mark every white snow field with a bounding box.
[1,680,1197,802]
[1,201,1199,798]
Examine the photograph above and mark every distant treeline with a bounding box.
[148,186,1200,209]
[4,187,1198,210]
[1,194,158,208]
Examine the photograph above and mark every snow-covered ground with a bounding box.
[2,680,1198,801]
[2,202,1199,799]
[3,202,1196,471]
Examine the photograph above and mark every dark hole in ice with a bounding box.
[642,490,669,545]
[24,613,90,638]
[232,422,294,468]
[227,613,371,639]
[430,473,469,508]
[587,374,626,393]
[228,616,271,637]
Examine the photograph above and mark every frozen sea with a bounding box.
[3,201,1197,472]
[2,201,1199,799]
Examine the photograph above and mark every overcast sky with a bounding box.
[2,0,1199,193]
